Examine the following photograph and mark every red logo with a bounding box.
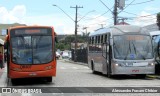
[132,70,139,72]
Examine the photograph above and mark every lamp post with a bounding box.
[53,4,94,62]
[53,5,74,22]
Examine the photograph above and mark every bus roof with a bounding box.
[111,25,141,33]
[89,28,110,36]
[150,31,160,36]
[89,25,150,37]
[8,25,53,30]
[111,25,150,35]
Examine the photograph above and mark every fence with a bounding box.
[71,49,88,63]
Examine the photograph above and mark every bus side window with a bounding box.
[105,34,107,43]
[101,35,103,44]
[106,34,110,53]
[98,36,101,51]
[102,43,106,58]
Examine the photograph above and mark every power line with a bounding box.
[120,13,157,19]
[87,12,108,20]
[138,13,157,18]
[84,17,114,26]
[122,11,138,16]
[118,0,136,14]
[80,6,114,21]
[77,10,95,22]
[99,0,113,15]
[120,11,157,19]
[126,0,154,5]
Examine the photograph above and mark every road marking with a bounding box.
[59,67,66,69]
[83,67,90,69]
[72,67,79,69]
[59,66,90,70]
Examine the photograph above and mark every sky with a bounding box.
[0,0,159,34]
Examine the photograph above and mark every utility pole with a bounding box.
[118,17,128,24]
[114,0,118,25]
[99,24,105,28]
[83,27,88,35]
[70,5,83,62]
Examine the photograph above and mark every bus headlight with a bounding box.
[115,63,119,67]
[148,62,154,66]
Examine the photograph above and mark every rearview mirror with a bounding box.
[55,36,58,43]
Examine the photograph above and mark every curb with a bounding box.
[61,59,88,66]
[0,68,4,78]
[146,75,160,79]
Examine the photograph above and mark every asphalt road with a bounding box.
[0,60,160,96]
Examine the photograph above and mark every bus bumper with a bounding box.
[112,66,155,75]
[9,69,56,79]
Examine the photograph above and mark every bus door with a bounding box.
[153,36,160,74]
[102,34,111,74]
[152,35,160,63]
[102,42,110,74]
[102,43,107,73]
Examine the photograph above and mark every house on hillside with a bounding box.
[117,22,130,25]
[0,23,26,40]
[143,23,159,32]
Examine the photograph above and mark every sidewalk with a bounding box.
[0,62,8,87]
[146,74,160,79]
[60,59,160,79]
[0,68,4,78]
[60,59,88,66]
[0,62,6,78]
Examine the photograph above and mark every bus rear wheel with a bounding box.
[137,74,146,78]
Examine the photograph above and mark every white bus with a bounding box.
[88,25,155,78]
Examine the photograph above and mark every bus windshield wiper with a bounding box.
[131,42,146,60]
[124,41,131,60]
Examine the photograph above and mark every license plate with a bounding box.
[133,63,148,66]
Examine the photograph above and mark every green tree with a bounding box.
[56,35,87,50]
[157,12,160,30]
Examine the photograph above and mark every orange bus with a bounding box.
[4,26,57,83]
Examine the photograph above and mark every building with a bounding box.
[117,21,130,25]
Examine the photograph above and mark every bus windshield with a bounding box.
[113,35,153,60]
[11,29,53,64]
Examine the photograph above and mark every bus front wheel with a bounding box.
[91,61,97,74]
[137,74,146,78]
[11,78,17,85]
[107,65,112,78]
[45,77,52,82]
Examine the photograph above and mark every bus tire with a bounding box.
[46,77,52,82]
[107,65,112,78]
[137,74,146,78]
[91,61,97,74]
[11,79,17,85]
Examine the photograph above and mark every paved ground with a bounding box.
[0,60,160,96]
